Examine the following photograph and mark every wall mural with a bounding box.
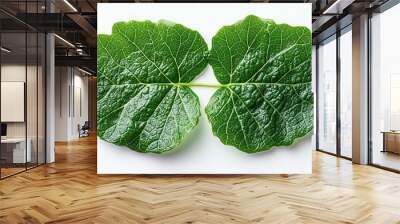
[97,15,313,155]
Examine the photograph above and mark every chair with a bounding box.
[79,121,90,138]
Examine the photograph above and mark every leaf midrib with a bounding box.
[98,82,311,88]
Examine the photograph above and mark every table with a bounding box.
[381,131,400,154]
[1,138,31,163]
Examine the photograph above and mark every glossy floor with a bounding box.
[1,162,43,178]
[0,167,25,178]
[372,150,400,171]
[0,135,400,223]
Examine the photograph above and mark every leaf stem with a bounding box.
[176,83,226,88]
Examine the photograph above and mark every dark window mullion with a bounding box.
[367,11,373,165]
[24,0,28,171]
[36,0,39,167]
[316,44,320,150]
[336,28,341,157]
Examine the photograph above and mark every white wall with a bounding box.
[69,72,89,138]
[1,65,38,137]
[55,67,89,141]
[1,63,46,163]
[55,66,68,141]
[1,65,26,140]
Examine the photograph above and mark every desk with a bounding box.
[382,131,400,154]
[1,138,31,163]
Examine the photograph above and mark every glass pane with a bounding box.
[317,36,337,154]
[371,4,400,171]
[27,31,38,169]
[340,28,352,158]
[312,46,317,149]
[1,31,27,177]
[38,32,45,165]
[26,0,39,169]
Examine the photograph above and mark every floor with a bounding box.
[0,136,400,224]
[372,150,400,171]
[1,163,43,178]
[0,167,25,178]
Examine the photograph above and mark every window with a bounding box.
[317,35,337,155]
[0,1,46,179]
[370,3,400,171]
[339,27,352,158]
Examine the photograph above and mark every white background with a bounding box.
[97,3,312,174]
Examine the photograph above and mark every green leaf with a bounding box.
[206,15,313,153]
[97,20,208,154]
